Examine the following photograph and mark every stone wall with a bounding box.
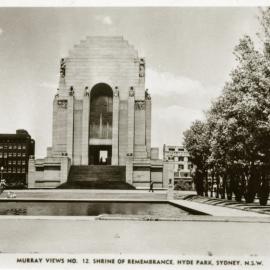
[52,98,68,154]
[73,100,83,165]
[27,156,70,188]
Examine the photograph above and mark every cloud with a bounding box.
[39,81,57,89]
[151,105,204,152]
[146,68,222,153]
[145,68,222,102]
[0,28,3,35]
[146,68,206,97]
[95,15,113,25]
[146,68,221,110]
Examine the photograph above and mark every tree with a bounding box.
[183,120,210,196]
[207,35,270,203]
[184,8,270,205]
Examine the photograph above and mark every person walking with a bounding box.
[149,180,154,192]
[0,179,7,195]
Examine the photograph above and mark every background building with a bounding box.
[163,145,194,190]
[0,129,35,188]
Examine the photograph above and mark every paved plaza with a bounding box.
[0,217,269,255]
[0,189,269,255]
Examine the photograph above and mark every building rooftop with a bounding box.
[0,130,32,139]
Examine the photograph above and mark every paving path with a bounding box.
[170,200,269,217]
[184,195,270,216]
[0,218,269,255]
[0,189,167,201]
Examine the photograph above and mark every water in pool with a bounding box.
[0,202,191,217]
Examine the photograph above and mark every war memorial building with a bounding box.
[28,36,174,189]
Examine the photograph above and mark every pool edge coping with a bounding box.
[0,215,269,223]
[170,199,270,218]
[0,198,269,222]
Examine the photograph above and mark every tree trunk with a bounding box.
[234,173,242,202]
[221,174,226,199]
[210,171,214,197]
[204,170,208,197]
[226,173,233,200]
[215,174,220,199]
[258,174,269,206]
[194,170,204,196]
[245,167,259,203]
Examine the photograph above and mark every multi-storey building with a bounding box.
[163,145,194,190]
[0,130,35,188]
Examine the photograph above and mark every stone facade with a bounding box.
[28,36,173,189]
[163,145,194,190]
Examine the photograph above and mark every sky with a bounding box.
[0,7,261,158]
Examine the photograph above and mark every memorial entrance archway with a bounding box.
[88,83,113,165]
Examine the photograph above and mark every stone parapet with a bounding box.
[125,156,133,185]
[27,156,71,188]
[150,147,159,160]
[134,145,147,159]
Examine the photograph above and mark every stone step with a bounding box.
[68,165,126,183]
[58,181,135,190]
[70,47,136,53]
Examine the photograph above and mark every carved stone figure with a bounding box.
[129,86,135,97]
[57,100,68,109]
[135,100,145,110]
[69,86,74,96]
[114,87,119,97]
[60,58,66,78]
[55,88,60,98]
[145,89,151,100]
[84,86,89,96]
[139,58,145,78]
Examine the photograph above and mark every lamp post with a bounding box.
[0,166,3,181]
[0,166,4,195]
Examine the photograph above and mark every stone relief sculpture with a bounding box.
[139,58,145,78]
[57,100,68,109]
[84,86,89,96]
[114,87,119,97]
[55,88,59,97]
[129,86,135,97]
[69,86,74,96]
[145,89,151,100]
[135,100,145,110]
[60,58,66,78]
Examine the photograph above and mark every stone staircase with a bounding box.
[58,165,135,189]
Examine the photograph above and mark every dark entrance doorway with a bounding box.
[89,145,112,165]
[89,83,113,140]
[89,83,113,165]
